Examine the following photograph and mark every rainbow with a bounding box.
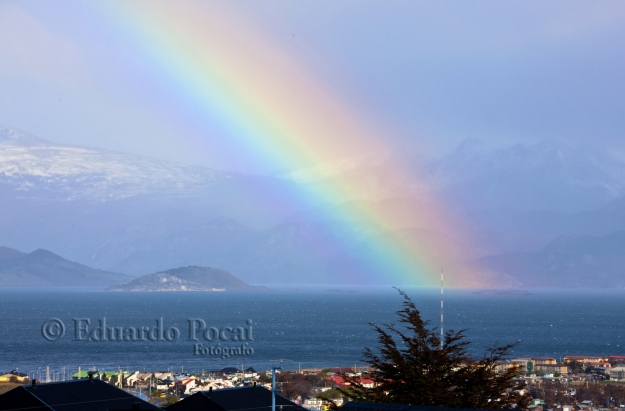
[98,1,490,287]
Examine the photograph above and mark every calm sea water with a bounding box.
[0,287,623,377]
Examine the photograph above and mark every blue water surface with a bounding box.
[0,287,623,376]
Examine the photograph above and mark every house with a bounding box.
[0,370,28,383]
[532,358,556,366]
[127,372,154,386]
[178,377,197,394]
[511,358,536,373]
[155,371,175,380]
[303,397,324,410]
[126,371,141,386]
[0,376,161,411]
[538,363,569,375]
[326,375,349,387]
[608,355,625,366]
[494,361,520,373]
[564,355,608,364]
[166,385,307,411]
[607,367,625,381]
[242,367,258,380]
[324,376,375,388]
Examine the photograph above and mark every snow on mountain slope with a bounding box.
[0,125,236,200]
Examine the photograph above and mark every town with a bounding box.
[2,354,625,410]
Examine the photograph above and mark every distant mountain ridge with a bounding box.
[0,246,131,286]
[427,139,625,212]
[0,125,238,201]
[3,124,625,287]
[479,231,625,287]
[107,266,267,291]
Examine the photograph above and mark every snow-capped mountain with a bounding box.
[0,125,236,201]
[2,124,625,287]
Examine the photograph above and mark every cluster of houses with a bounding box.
[68,367,263,397]
[2,355,625,411]
[495,355,625,380]
[0,374,308,411]
[0,367,388,411]
[0,366,360,410]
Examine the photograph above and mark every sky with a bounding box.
[1,1,624,175]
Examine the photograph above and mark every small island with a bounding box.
[106,266,267,291]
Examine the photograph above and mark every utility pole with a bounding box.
[440,268,444,350]
[272,360,283,411]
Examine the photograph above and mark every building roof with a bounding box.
[166,385,306,411]
[325,376,374,386]
[0,379,161,411]
[326,375,348,386]
[0,370,28,378]
[342,402,494,411]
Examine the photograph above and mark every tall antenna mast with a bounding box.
[440,268,444,349]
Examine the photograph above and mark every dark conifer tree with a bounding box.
[342,289,531,409]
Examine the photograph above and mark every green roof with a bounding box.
[72,370,130,378]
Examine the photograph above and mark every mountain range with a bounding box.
[1,124,624,287]
[427,138,625,212]
[0,246,130,286]
[480,231,625,287]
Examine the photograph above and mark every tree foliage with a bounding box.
[277,371,320,400]
[342,289,531,409]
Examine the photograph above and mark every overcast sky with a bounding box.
[1,1,624,174]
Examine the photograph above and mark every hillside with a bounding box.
[479,231,625,287]
[107,266,267,291]
[0,246,131,286]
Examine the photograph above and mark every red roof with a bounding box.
[325,376,374,386]
[326,376,348,386]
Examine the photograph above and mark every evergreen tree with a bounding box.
[342,289,531,409]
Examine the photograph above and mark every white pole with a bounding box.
[440,268,444,349]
